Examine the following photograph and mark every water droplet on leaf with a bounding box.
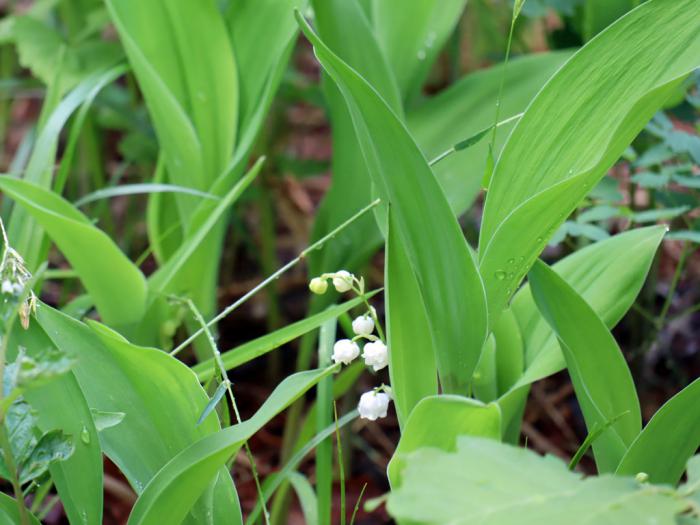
[80,427,90,445]
[495,270,506,280]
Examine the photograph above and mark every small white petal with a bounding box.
[1,280,14,295]
[362,341,388,371]
[352,315,375,337]
[332,339,360,365]
[332,270,353,293]
[358,391,391,420]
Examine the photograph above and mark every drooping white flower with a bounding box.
[358,390,390,421]
[1,280,13,295]
[332,339,360,365]
[332,270,353,293]
[362,341,388,371]
[352,314,375,337]
[308,277,328,295]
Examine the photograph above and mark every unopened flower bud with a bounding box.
[309,277,328,295]
[332,270,353,293]
[358,390,390,420]
[332,339,360,365]
[362,341,388,371]
[352,314,375,337]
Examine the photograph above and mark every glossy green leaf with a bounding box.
[0,493,41,525]
[387,436,687,525]
[0,177,147,327]
[8,65,126,271]
[386,211,438,426]
[105,0,236,194]
[126,366,337,525]
[511,226,665,387]
[479,0,700,321]
[529,259,641,473]
[226,0,303,134]
[298,13,488,394]
[582,0,638,41]
[193,292,377,382]
[35,303,238,525]
[287,471,318,525]
[372,0,466,103]
[14,322,103,525]
[387,396,501,488]
[308,0,401,283]
[617,378,700,485]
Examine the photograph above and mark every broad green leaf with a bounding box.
[479,0,700,320]
[528,260,641,473]
[372,0,466,103]
[35,303,238,525]
[225,0,303,134]
[410,52,572,215]
[617,378,700,485]
[192,292,378,382]
[13,323,103,525]
[387,436,687,525]
[492,308,524,396]
[511,226,665,387]
[308,0,401,283]
[582,0,638,41]
[126,366,337,525]
[298,13,488,394]
[11,15,122,94]
[286,471,318,525]
[147,159,262,296]
[386,212,438,427]
[0,493,41,525]
[0,177,147,327]
[8,65,125,270]
[246,410,358,525]
[105,0,236,193]
[387,396,501,488]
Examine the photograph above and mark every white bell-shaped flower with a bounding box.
[308,277,328,295]
[1,280,13,295]
[362,341,388,371]
[358,390,390,421]
[332,339,360,365]
[352,314,375,337]
[332,270,353,293]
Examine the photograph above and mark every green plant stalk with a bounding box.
[181,297,270,524]
[316,320,336,525]
[349,483,367,525]
[258,176,284,382]
[172,198,381,354]
[656,241,690,328]
[335,401,346,525]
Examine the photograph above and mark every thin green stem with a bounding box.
[0,426,30,525]
[171,198,381,355]
[315,320,336,525]
[334,402,346,525]
[656,241,690,328]
[349,483,367,525]
[180,297,270,525]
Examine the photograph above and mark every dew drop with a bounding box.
[518,256,525,263]
[417,49,426,61]
[536,237,543,243]
[508,272,514,279]
[494,270,506,280]
[80,427,90,445]
[507,258,515,265]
